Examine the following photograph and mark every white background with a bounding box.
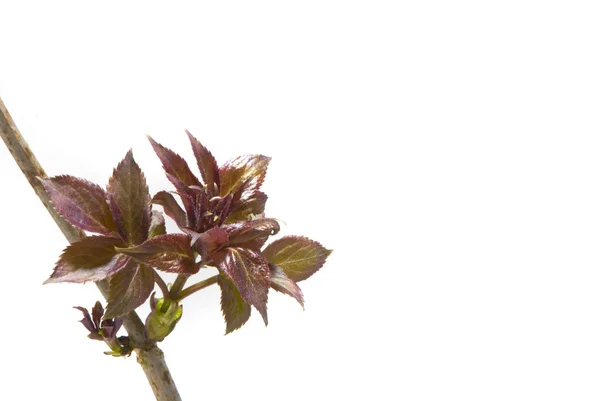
[1,1,600,400]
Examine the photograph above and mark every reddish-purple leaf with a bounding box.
[186,130,220,194]
[192,191,209,231]
[148,136,201,188]
[166,173,196,226]
[91,301,104,328]
[104,262,155,319]
[40,175,116,234]
[269,264,304,309]
[149,211,166,238]
[45,236,128,284]
[188,226,229,259]
[212,247,269,325]
[225,191,267,224]
[152,191,188,229]
[74,306,100,338]
[262,236,332,282]
[224,218,280,250]
[219,155,270,199]
[218,274,251,334]
[213,193,233,226]
[107,151,151,245]
[116,234,198,275]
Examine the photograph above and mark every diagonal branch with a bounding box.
[0,96,182,401]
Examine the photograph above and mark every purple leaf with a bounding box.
[152,191,188,229]
[74,306,101,338]
[269,264,304,309]
[186,130,220,194]
[148,136,201,188]
[45,236,128,284]
[91,301,104,328]
[104,262,155,319]
[212,247,269,325]
[40,175,116,235]
[262,236,332,282]
[107,151,151,245]
[219,155,270,199]
[166,173,196,226]
[213,193,233,226]
[189,226,229,260]
[218,274,251,334]
[149,211,166,238]
[116,234,198,274]
[224,218,280,251]
[225,191,267,224]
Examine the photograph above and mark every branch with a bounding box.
[0,96,182,401]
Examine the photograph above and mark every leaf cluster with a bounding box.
[42,131,331,341]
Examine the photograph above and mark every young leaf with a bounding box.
[262,236,332,282]
[218,274,251,334]
[219,155,270,199]
[40,175,116,235]
[186,130,220,194]
[189,226,229,259]
[104,262,155,319]
[45,236,128,284]
[224,218,280,250]
[152,191,188,229]
[225,191,267,224]
[148,136,201,188]
[116,234,198,274]
[269,264,304,309]
[212,247,269,325]
[149,211,167,238]
[107,151,151,245]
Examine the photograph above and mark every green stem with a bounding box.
[177,275,218,301]
[154,271,170,299]
[169,274,188,299]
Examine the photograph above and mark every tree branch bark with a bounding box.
[0,96,182,401]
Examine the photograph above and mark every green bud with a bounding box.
[145,298,183,341]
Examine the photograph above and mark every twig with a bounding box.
[0,96,182,401]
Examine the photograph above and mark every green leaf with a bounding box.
[218,274,251,334]
[45,236,128,284]
[149,211,166,238]
[269,264,304,309]
[219,155,270,199]
[212,247,269,325]
[107,150,151,245]
[152,191,188,229]
[224,191,267,224]
[186,130,220,195]
[224,218,280,250]
[104,263,155,319]
[262,236,332,282]
[116,234,198,274]
[40,175,116,235]
[148,136,201,188]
